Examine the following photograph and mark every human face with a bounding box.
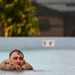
[9,51,24,66]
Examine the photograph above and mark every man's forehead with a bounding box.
[11,51,23,56]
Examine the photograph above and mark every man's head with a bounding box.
[9,49,25,66]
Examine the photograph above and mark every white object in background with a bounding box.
[42,40,55,47]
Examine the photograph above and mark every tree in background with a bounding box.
[0,0,40,37]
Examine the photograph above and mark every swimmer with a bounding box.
[0,49,33,70]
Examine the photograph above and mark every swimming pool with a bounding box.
[0,49,75,75]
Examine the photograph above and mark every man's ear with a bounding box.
[23,60,25,64]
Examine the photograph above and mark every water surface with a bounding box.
[0,49,75,75]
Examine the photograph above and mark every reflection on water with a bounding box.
[0,49,75,75]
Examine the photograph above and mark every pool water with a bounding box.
[0,49,75,75]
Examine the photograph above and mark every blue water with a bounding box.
[0,49,75,75]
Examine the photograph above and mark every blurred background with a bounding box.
[0,0,75,37]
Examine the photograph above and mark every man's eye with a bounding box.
[19,57,23,60]
[13,57,17,60]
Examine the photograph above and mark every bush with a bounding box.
[0,0,40,36]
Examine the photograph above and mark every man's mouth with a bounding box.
[17,63,21,66]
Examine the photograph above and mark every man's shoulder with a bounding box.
[0,59,33,70]
[22,62,33,70]
[0,59,21,70]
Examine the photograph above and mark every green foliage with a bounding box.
[0,0,40,36]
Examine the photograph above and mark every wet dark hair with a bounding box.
[9,49,24,58]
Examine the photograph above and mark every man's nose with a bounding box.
[17,59,20,62]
